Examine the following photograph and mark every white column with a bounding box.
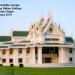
[59,47,69,63]
[23,48,26,66]
[38,47,42,64]
[13,48,18,66]
[31,47,35,64]
[59,48,61,63]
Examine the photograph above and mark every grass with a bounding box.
[0,67,75,75]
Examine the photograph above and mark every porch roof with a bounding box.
[12,31,29,36]
[0,36,11,42]
[0,43,74,48]
[9,43,74,48]
[65,37,74,43]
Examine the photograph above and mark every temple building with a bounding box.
[0,13,75,67]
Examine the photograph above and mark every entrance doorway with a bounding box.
[45,58,52,63]
[42,47,59,63]
[42,57,52,63]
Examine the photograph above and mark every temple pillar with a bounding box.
[38,47,42,64]
[31,47,35,64]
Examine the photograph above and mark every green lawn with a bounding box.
[0,67,75,75]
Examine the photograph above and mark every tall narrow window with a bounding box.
[9,48,13,54]
[35,47,38,54]
[2,49,6,55]
[49,28,53,33]
[69,57,72,62]
[18,48,22,54]
[18,58,22,63]
[9,59,13,63]
[2,59,6,63]
[26,48,30,54]
[69,48,72,53]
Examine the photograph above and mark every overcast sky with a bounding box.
[0,0,75,37]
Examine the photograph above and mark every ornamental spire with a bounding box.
[47,9,52,20]
[39,12,44,25]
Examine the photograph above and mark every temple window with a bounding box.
[49,28,53,33]
[2,49,6,55]
[18,48,22,54]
